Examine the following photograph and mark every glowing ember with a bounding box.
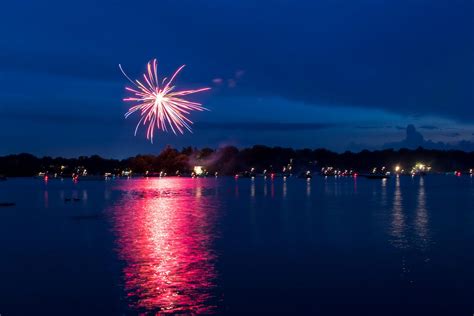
[120,59,210,143]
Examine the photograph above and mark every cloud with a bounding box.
[195,122,336,131]
[355,125,392,130]
[0,51,119,83]
[2,113,120,126]
[384,125,474,151]
[444,132,461,138]
[384,124,425,148]
[419,125,440,130]
[0,0,473,157]
[0,106,122,126]
[0,0,471,122]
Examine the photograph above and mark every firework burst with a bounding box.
[119,59,210,143]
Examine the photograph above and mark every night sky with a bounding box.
[0,0,472,157]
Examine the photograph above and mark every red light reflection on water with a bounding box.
[109,178,220,314]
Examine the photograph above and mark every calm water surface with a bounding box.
[0,176,473,315]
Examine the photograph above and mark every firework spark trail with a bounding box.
[119,59,210,143]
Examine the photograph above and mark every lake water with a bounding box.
[0,176,473,315]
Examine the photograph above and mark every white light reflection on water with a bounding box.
[389,176,433,281]
[306,179,311,197]
[390,176,407,249]
[415,177,431,253]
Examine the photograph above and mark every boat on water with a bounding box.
[361,167,391,179]
[298,171,313,179]
[75,175,114,181]
[411,171,427,176]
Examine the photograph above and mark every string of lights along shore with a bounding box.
[120,59,210,143]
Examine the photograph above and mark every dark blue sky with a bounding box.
[0,0,472,157]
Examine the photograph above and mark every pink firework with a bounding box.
[119,59,210,143]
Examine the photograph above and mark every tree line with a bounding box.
[1,145,473,177]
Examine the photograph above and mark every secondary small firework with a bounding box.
[119,59,210,143]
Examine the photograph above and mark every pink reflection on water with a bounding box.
[109,178,220,314]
